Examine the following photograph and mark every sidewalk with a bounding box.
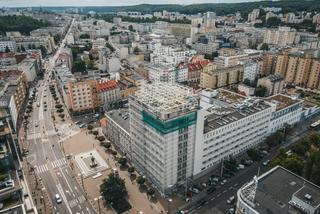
[62,130,169,214]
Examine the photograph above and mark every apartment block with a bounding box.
[193,89,273,177]
[257,74,284,96]
[67,79,100,114]
[200,63,244,89]
[129,83,198,193]
[97,80,121,110]
[274,52,320,89]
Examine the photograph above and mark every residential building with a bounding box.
[257,74,284,96]
[200,63,244,89]
[148,64,176,84]
[129,83,198,193]
[243,61,260,83]
[193,89,273,177]
[263,27,297,47]
[103,109,131,159]
[0,39,16,52]
[265,94,303,133]
[237,166,320,214]
[248,9,260,22]
[97,80,121,110]
[274,51,320,90]
[66,79,100,114]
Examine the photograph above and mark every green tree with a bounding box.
[255,85,267,97]
[118,157,128,167]
[54,34,60,44]
[127,166,135,174]
[5,46,10,53]
[247,149,261,161]
[136,176,146,186]
[133,46,141,54]
[106,43,115,52]
[260,43,269,51]
[147,188,155,197]
[80,33,90,39]
[39,45,47,57]
[100,173,128,205]
[72,60,86,73]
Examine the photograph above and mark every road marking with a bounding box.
[68,198,78,208]
[217,193,221,197]
[86,207,91,214]
[234,183,238,187]
[78,205,81,209]
[56,184,72,214]
[52,158,67,168]
[54,206,56,210]
[210,197,215,201]
[223,190,227,193]
[74,186,78,190]
[229,187,233,190]
[35,164,49,174]
[78,195,86,203]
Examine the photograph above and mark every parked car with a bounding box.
[207,186,216,194]
[263,160,270,166]
[227,196,235,204]
[79,123,87,128]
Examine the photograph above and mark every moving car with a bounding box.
[55,194,62,203]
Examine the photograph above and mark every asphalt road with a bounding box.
[23,19,96,214]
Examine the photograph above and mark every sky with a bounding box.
[1,0,263,7]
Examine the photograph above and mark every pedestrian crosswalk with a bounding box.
[27,133,42,140]
[52,158,67,168]
[68,195,86,208]
[35,164,49,174]
[78,195,86,203]
[69,198,78,208]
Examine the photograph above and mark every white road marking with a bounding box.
[56,184,72,214]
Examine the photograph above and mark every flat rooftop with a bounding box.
[130,83,198,120]
[202,89,271,133]
[105,108,130,133]
[265,94,302,111]
[240,166,320,214]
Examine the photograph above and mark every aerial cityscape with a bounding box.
[0,0,320,214]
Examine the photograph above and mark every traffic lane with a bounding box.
[195,163,271,213]
[42,171,71,214]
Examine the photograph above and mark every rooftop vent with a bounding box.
[304,194,312,200]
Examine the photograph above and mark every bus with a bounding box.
[310,120,320,129]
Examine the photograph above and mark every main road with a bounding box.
[23,18,96,214]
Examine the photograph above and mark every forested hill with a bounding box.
[38,0,320,16]
[0,16,50,35]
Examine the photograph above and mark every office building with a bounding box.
[237,166,320,214]
[193,89,273,177]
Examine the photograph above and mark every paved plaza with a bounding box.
[74,150,109,178]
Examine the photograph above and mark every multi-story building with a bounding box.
[265,94,303,133]
[200,63,244,89]
[0,39,16,52]
[97,80,121,110]
[193,89,273,177]
[243,61,261,83]
[129,83,198,193]
[147,64,176,84]
[0,70,28,130]
[66,79,100,114]
[257,74,284,96]
[274,51,320,89]
[237,166,320,214]
[261,52,278,76]
[263,27,298,47]
[247,9,260,22]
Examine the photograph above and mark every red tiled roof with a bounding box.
[97,80,119,92]
[0,52,15,58]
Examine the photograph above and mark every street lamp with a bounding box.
[78,173,85,191]
[94,196,103,214]
[167,198,172,214]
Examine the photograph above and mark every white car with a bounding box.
[55,194,62,204]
